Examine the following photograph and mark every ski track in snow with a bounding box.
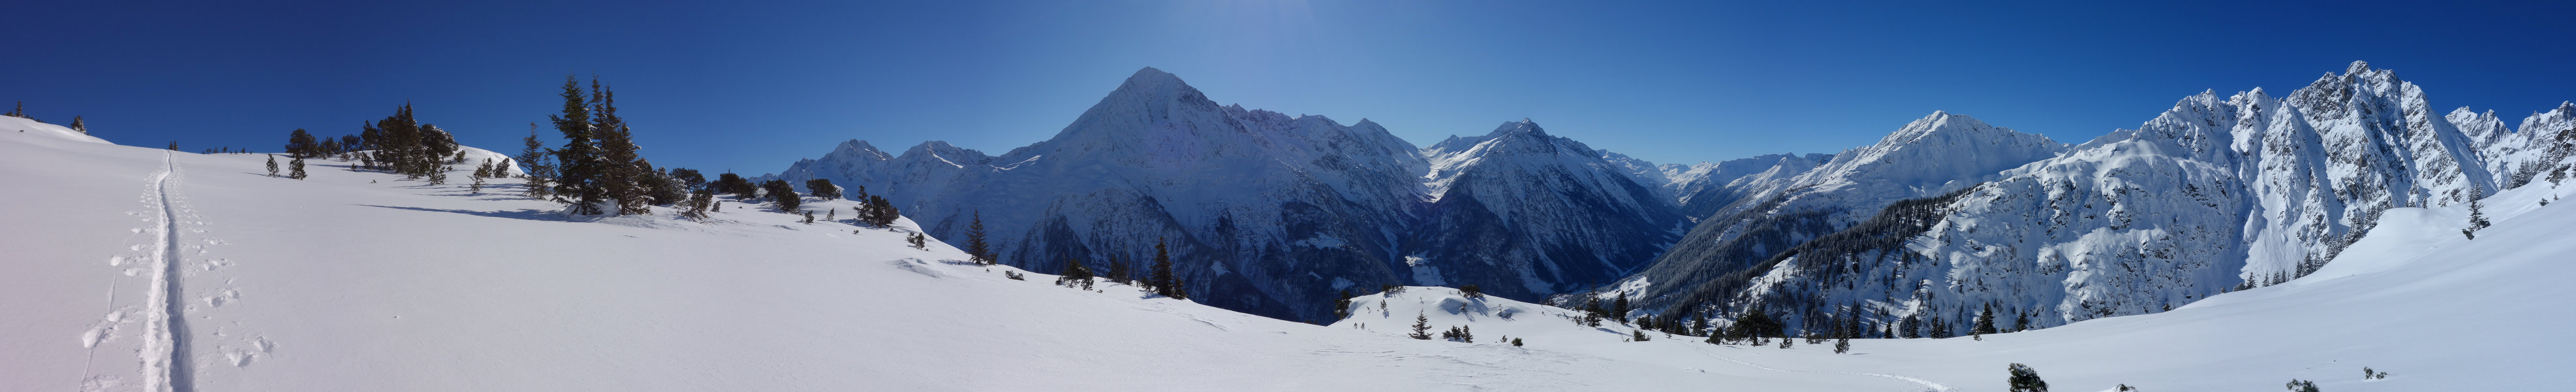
[1687,346,1953,392]
[139,151,194,392]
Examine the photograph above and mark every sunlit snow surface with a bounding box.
[7,116,2575,391]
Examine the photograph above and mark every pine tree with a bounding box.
[471,174,485,194]
[680,188,715,220]
[762,180,801,212]
[1333,290,1354,319]
[964,211,993,264]
[2464,186,2491,239]
[266,155,280,177]
[1459,284,1482,299]
[2008,363,2048,392]
[1901,314,1922,338]
[1632,329,1650,342]
[802,210,815,224]
[1104,254,1130,284]
[2013,310,2030,333]
[288,157,308,180]
[825,208,835,222]
[1408,312,1433,340]
[805,178,841,199]
[1974,303,1998,336]
[907,232,928,250]
[286,129,319,158]
[1611,292,1631,324]
[1056,259,1096,289]
[1149,238,1181,298]
[587,80,649,216]
[70,116,84,133]
[1511,338,1523,346]
[549,76,603,214]
[1835,336,1852,353]
[168,141,178,151]
[2284,379,2319,392]
[518,123,555,199]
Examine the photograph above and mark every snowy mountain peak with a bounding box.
[830,139,892,161]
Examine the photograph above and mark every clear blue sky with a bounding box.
[9,1,2575,172]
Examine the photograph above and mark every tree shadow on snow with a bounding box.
[356,204,561,221]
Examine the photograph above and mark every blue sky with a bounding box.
[8,1,2575,172]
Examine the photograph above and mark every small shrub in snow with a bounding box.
[1458,284,1482,299]
[1408,312,1433,340]
[1002,271,1023,281]
[267,155,280,177]
[288,157,308,180]
[2284,379,2318,392]
[1510,338,1523,347]
[2006,363,2047,392]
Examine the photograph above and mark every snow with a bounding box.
[7,90,2576,391]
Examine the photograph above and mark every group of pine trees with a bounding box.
[4,101,83,134]
[1021,237,1194,301]
[537,76,681,216]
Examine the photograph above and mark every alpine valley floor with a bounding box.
[6,116,2573,391]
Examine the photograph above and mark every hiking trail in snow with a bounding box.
[138,151,192,392]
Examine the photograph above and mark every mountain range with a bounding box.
[766,63,2576,325]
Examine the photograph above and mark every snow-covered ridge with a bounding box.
[1654,61,2576,337]
[0,115,109,144]
[764,69,1689,321]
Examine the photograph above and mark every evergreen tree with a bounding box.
[802,210,815,224]
[2284,379,2319,392]
[866,195,899,226]
[964,211,993,264]
[1056,259,1095,290]
[717,172,756,199]
[1149,237,1184,299]
[1611,292,1631,324]
[1632,329,1650,342]
[680,188,715,220]
[266,154,280,177]
[1974,303,1998,336]
[2007,363,2047,392]
[587,80,649,216]
[907,232,927,250]
[2013,310,2030,333]
[1901,314,1923,338]
[471,174,486,194]
[1458,284,1483,299]
[805,178,841,199]
[1778,335,1792,348]
[2464,186,2491,239]
[825,208,835,222]
[518,124,555,199]
[1511,338,1523,347]
[1333,290,1354,319]
[1835,336,1852,353]
[286,129,319,158]
[1408,312,1433,340]
[168,141,178,151]
[762,180,801,212]
[1104,254,1130,284]
[70,116,84,133]
[548,76,604,214]
[288,157,308,180]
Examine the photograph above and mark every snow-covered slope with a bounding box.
[1612,111,2064,312]
[1668,62,2528,335]
[1347,178,2576,391]
[1408,120,1685,298]
[0,125,1777,391]
[1,114,110,144]
[767,68,1682,320]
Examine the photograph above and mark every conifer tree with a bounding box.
[2464,186,2491,239]
[1511,338,1523,346]
[1901,314,1923,338]
[168,141,178,151]
[518,123,555,199]
[805,178,841,199]
[1408,312,1433,340]
[70,116,84,133]
[1974,303,1998,336]
[1149,238,1185,299]
[1333,290,1354,319]
[965,211,994,265]
[588,80,649,216]
[1611,292,1631,324]
[1835,336,1852,353]
[762,180,801,212]
[471,174,485,194]
[548,76,604,214]
[2013,311,2030,333]
[907,232,927,250]
[1055,259,1095,290]
[825,208,835,222]
[1104,254,1130,284]
[802,210,815,223]
[2007,363,2047,392]
[285,129,318,158]
[266,154,280,177]
[288,157,308,180]
[680,188,715,220]
[1632,329,1650,342]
